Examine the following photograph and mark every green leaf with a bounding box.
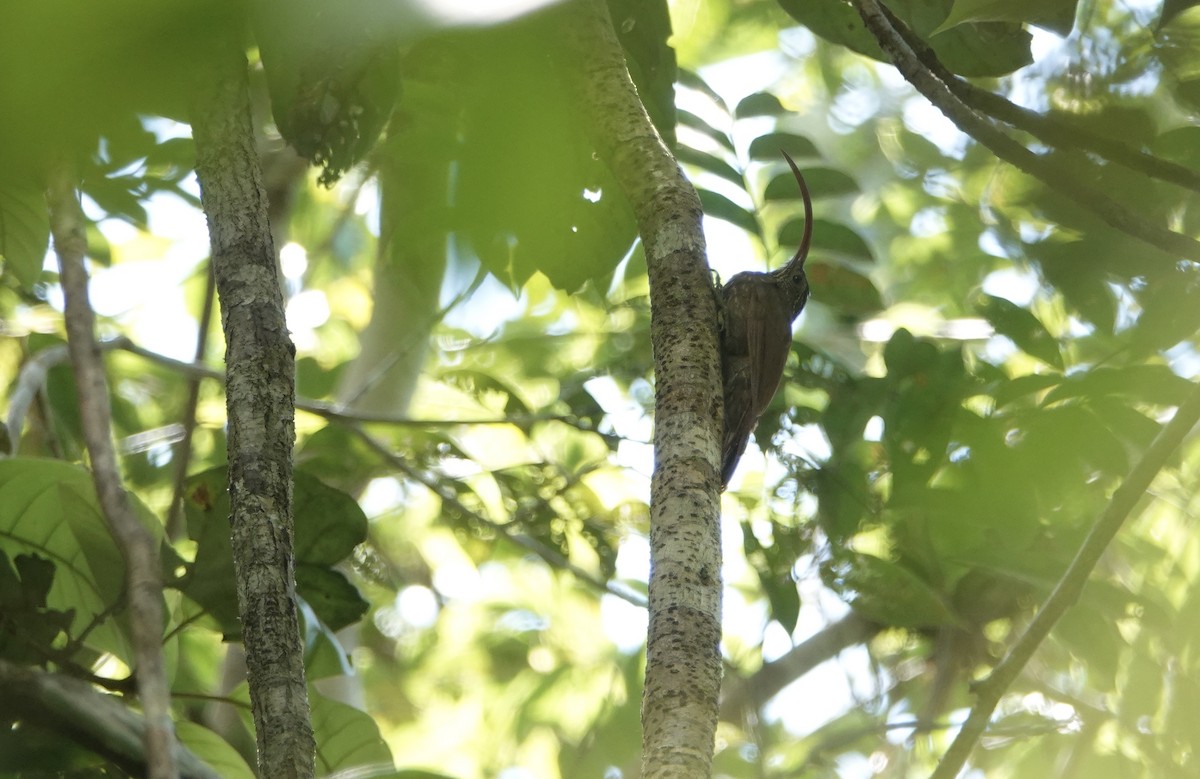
[975,294,1063,369]
[747,132,820,162]
[677,109,735,153]
[735,91,787,118]
[1044,365,1194,407]
[780,218,875,263]
[697,189,759,236]
[296,566,368,633]
[0,181,49,291]
[174,721,255,779]
[292,469,370,565]
[676,145,744,187]
[181,467,368,638]
[934,0,1078,35]
[778,0,1033,77]
[0,458,154,660]
[806,261,884,314]
[991,373,1062,407]
[310,690,395,774]
[676,68,729,112]
[764,166,857,201]
[0,552,74,664]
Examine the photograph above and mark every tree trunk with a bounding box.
[190,36,315,779]
[559,2,724,775]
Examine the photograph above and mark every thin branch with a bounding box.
[719,612,878,721]
[167,262,217,540]
[853,0,1200,262]
[48,164,178,779]
[931,380,1200,778]
[878,4,1200,194]
[4,343,69,457]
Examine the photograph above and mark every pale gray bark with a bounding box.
[49,165,178,779]
[558,2,724,775]
[190,39,315,779]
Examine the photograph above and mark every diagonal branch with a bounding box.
[853,0,1200,262]
[49,164,178,779]
[931,381,1200,778]
[0,660,220,779]
[719,613,878,721]
[877,4,1200,194]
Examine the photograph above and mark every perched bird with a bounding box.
[719,152,813,487]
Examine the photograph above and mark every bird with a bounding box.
[719,151,813,488]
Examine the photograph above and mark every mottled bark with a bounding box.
[558,2,723,776]
[190,39,314,779]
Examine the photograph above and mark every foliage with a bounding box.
[2,0,1200,777]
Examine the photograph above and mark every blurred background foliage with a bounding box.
[2,0,1200,777]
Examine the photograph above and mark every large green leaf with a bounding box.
[182,466,369,638]
[389,14,639,294]
[777,0,1033,77]
[934,0,1078,35]
[0,181,49,291]
[0,458,159,661]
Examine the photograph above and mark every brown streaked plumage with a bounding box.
[720,152,813,488]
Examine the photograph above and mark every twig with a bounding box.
[48,164,178,779]
[931,380,1200,778]
[4,344,68,456]
[167,262,217,540]
[853,0,1200,262]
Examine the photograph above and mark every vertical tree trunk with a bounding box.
[190,37,315,779]
[558,2,724,775]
